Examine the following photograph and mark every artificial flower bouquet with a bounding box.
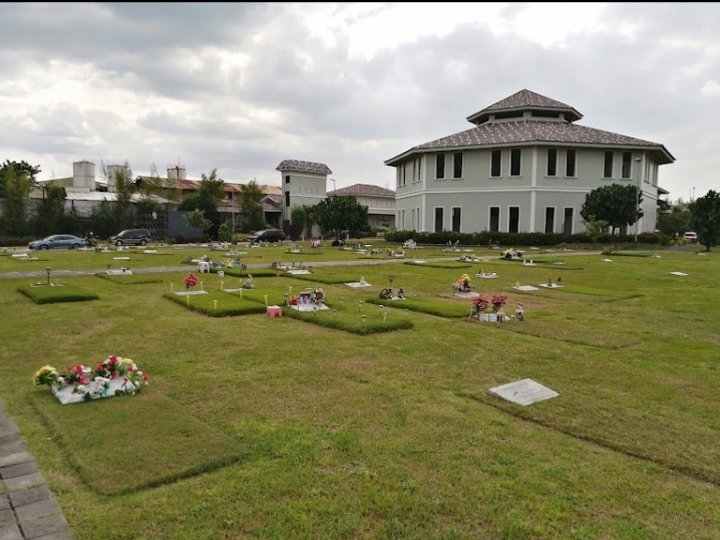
[33,355,149,405]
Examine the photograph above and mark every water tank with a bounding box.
[72,160,95,190]
[167,165,186,181]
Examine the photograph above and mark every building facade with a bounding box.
[276,159,331,230]
[385,89,674,234]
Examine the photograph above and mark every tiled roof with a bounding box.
[276,159,332,175]
[467,89,582,124]
[386,120,675,165]
[328,184,395,198]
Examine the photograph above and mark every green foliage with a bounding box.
[657,200,692,237]
[88,200,115,239]
[105,162,136,231]
[308,196,368,238]
[0,163,34,236]
[31,184,66,236]
[291,205,314,237]
[218,219,233,242]
[690,190,720,251]
[581,184,642,235]
[0,160,40,198]
[185,209,212,235]
[178,169,225,214]
[581,215,610,242]
[238,180,266,232]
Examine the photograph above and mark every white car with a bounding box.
[683,231,698,244]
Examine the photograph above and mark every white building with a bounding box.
[385,89,674,235]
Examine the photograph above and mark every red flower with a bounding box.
[143,375,149,382]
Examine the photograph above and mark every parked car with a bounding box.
[247,228,286,243]
[28,234,87,250]
[109,228,151,246]
[683,231,698,244]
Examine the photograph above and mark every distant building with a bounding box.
[135,166,283,226]
[327,184,396,229]
[385,89,674,234]
[34,161,171,217]
[276,159,331,229]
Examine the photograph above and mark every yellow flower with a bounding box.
[33,365,58,386]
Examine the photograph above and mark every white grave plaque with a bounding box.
[489,378,558,406]
[513,285,539,291]
[669,271,688,276]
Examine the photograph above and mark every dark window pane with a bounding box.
[491,150,502,177]
[547,149,557,176]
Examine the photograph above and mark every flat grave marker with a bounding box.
[488,378,559,406]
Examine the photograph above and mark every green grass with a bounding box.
[17,283,99,304]
[2,249,720,538]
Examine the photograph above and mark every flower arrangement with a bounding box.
[470,293,508,318]
[472,295,490,312]
[33,355,149,404]
[491,294,508,313]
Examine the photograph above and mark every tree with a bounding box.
[185,209,212,239]
[104,162,136,231]
[0,163,34,236]
[308,196,368,238]
[32,184,66,236]
[0,160,40,198]
[689,190,720,251]
[657,199,692,237]
[238,179,265,232]
[581,184,642,235]
[178,169,224,214]
[580,215,609,242]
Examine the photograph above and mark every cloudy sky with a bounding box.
[1,2,718,201]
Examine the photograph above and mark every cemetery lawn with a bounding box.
[2,248,720,538]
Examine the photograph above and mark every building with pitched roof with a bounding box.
[276,159,332,230]
[385,89,674,235]
[327,183,396,229]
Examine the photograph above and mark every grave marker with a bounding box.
[488,379,558,406]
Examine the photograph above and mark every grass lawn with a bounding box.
[2,247,720,538]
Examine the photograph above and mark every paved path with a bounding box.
[0,401,72,539]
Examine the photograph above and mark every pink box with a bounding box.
[266,305,282,317]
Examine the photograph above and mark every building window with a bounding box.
[452,207,461,233]
[566,149,576,177]
[547,149,557,176]
[491,150,502,177]
[285,175,290,184]
[622,152,632,179]
[453,152,463,178]
[285,191,290,207]
[402,163,407,186]
[436,154,445,179]
[510,149,522,176]
[563,207,574,234]
[509,206,519,233]
[416,157,422,182]
[603,151,614,178]
[434,207,443,232]
[489,207,500,232]
[416,207,421,230]
[545,207,555,233]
